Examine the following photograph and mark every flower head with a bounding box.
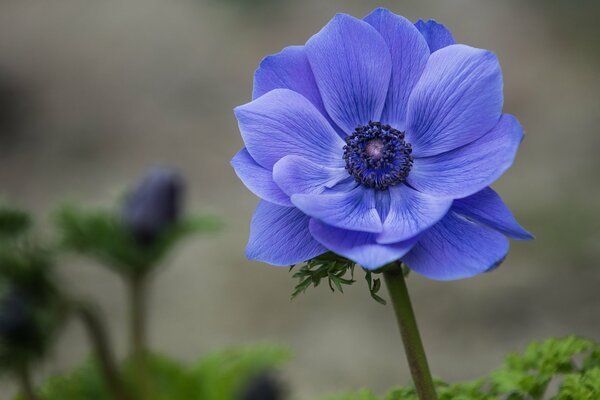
[122,167,183,245]
[232,9,532,280]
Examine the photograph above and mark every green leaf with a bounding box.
[0,205,31,239]
[37,344,290,400]
[54,205,221,278]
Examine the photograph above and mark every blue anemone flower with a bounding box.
[232,8,533,280]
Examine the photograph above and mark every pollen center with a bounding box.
[342,121,413,190]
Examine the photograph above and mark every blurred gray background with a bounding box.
[0,0,599,398]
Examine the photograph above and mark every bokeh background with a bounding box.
[1,0,599,398]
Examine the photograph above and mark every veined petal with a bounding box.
[292,185,382,233]
[273,155,348,196]
[231,148,292,207]
[453,187,534,240]
[305,13,392,134]
[406,44,503,157]
[415,19,455,52]
[364,8,430,130]
[246,201,327,266]
[309,219,417,270]
[235,89,346,170]
[252,45,344,136]
[403,211,509,280]
[408,114,523,198]
[377,185,453,244]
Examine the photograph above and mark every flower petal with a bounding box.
[453,187,534,240]
[364,8,430,130]
[402,211,509,280]
[309,219,417,270]
[252,45,344,136]
[235,89,346,169]
[292,186,382,233]
[406,44,503,157]
[414,19,455,52]
[231,148,292,207]
[377,185,453,244]
[273,155,348,196]
[305,13,392,134]
[246,201,327,266]
[407,114,523,198]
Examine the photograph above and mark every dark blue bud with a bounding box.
[0,288,37,347]
[239,373,283,400]
[122,167,184,245]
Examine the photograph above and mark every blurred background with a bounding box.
[0,0,599,398]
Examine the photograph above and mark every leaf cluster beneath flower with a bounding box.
[322,335,600,400]
[55,204,222,278]
[290,253,387,305]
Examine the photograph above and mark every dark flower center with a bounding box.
[342,121,413,190]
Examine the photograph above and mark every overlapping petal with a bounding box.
[231,148,292,207]
[235,89,346,169]
[403,212,509,280]
[273,155,349,196]
[377,185,453,244]
[246,201,327,265]
[406,44,503,157]
[453,187,534,240]
[364,8,430,130]
[414,19,455,52]
[305,13,392,134]
[252,45,344,136]
[407,114,523,198]
[292,186,382,233]
[309,219,418,270]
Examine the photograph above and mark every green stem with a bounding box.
[73,302,132,400]
[128,274,151,397]
[129,275,146,360]
[383,263,438,400]
[16,364,38,400]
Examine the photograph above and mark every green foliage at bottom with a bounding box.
[19,337,600,400]
[33,344,290,400]
[323,336,600,400]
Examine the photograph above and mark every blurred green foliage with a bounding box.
[55,205,222,278]
[32,344,290,400]
[0,207,64,375]
[322,336,600,400]
[0,205,30,239]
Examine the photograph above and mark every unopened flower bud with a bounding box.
[122,167,183,245]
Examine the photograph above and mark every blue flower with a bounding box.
[122,167,183,245]
[232,9,533,280]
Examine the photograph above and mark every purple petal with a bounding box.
[231,148,292,207]
[415,19,455,52]
[364,8,430,130]
[252,45,344,136]
[235,89,346,169]
[246,201,327,266]
[377,185,453,244]
[403,212,509,280]
[292,185,382,233]
[406,44,503,157]
[453,187,534,240]
[309,219,417,270]
[408,114,523,198]
[273,155,348,196]
[305,13,392,134]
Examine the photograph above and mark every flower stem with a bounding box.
[128,274,152,397]
[129,275,147,360]
[383,262,438,400]
[16,364,38,400]
[73,301,132,400]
